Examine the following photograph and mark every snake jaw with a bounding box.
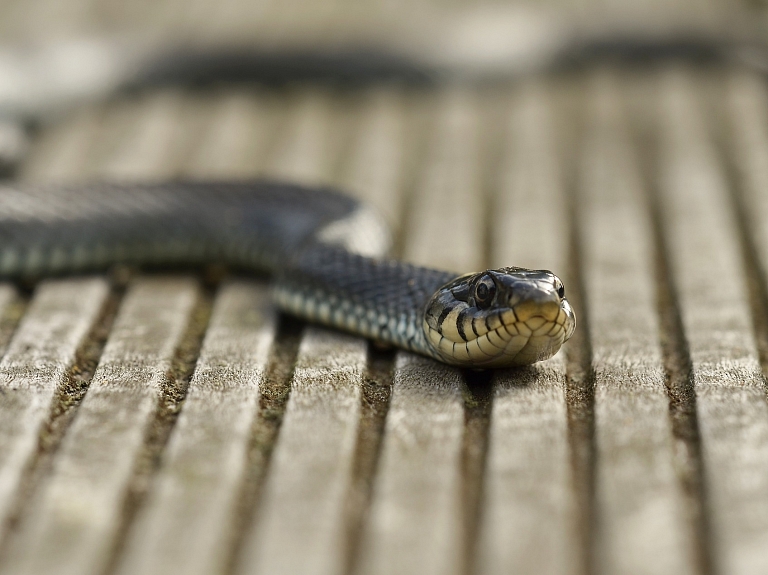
[423,267,576,368]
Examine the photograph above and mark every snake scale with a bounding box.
[0,181,575,368]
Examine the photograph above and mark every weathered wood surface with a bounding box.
[581,75,695,575]
[356,89,480,575]
[655,71,768,575]
[2,2,768,573]
[236,90,367,575]
[475,83,574,575]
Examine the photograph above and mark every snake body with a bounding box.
[0,181,575,367]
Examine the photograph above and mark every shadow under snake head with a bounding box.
[423,267,576,368]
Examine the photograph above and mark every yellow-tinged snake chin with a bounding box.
[422,267,576,368]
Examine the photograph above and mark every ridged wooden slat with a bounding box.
[113,281,274,575]
[657,70,768,575]
[109,94,276,575]
[182,92,280,179]
[475,82,575,575]
[235,89,370,575]
[581,75,694,575]
[99,91,204,179]
[723,70,768,572]
[726,73,768,314]
[0,90,208,575]
[355,89,481,575]
[241,330,366,575]
[0,277,200,575]
[233,88,407,575]
[342,90,406,232]
[0,90,116,567]
[0,280,107,528]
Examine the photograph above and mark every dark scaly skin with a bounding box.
[274,244,457,359]
[0,181,357,275]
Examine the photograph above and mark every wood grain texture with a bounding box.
[355,89,482,575]
[1,24,768,572]
[657,70,768,575]
[581,75,694,575]
[0,89,206,575]
[105,92,279,575]
[475,82,575,575]
[240,328,366,575]
[0,281,107,527]
[234,87,370,575]
[0,278,200,575]
[113,282,275,575]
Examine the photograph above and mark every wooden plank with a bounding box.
[581,75,694,575]
[342,89,406,231]
[181,92,281,179]
[726,72,768,312]
[113,282,274,575]
[99,91,205,180]
[107,93,277,575]
[0,280,106,527]
[355,89,481,575]
[238,90,410,575]
[337,88,410,568]
[474,82,575,575]
[0,278,200,575]
[241,330,367,575]
[723,68,768,571]
[0,88,207,575]
[657,70,768,575]
[0,68,120,569]
[234,90,370,575]
[113,89,408,573]
[18,107,104,181]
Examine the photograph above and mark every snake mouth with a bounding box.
[423,297,575,368]
[492,300,575,366]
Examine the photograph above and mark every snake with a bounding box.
[3,18,764,366]
[0,181,575,368]
[7,16,758,366]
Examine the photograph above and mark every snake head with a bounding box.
[422,267,576,368]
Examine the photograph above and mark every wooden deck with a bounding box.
[1,2,768,575]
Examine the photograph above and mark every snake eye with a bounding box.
[555,279,565,299]
[473,275,496,309]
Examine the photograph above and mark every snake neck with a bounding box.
[273,243,457,358]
